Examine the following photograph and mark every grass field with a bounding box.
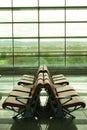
[0,40,87,67]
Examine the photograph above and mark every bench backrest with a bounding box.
[44,72,57,98]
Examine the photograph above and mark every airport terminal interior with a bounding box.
[0,0,87,130]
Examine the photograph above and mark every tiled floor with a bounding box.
[0,74,87,130]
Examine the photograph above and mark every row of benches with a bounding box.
[2,65,86,119]
[17,65,69,86]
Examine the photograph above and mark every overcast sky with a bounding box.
[0,0,87,7]
[0,0,87,38]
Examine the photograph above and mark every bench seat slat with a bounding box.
[55,86,74,93]
[18,79,33,85]
[59,96,86,108]
[2,96,28,109]
[53,79,69,85]
[14,87,32,93]
[58,90,79,98]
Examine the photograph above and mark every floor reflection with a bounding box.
[47,118,78,130]
[11,117,78,130]
[11,118,41,130]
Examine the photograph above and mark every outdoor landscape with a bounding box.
[0,40,87,67]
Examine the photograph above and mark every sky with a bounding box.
[0,0,87,38]
[0,0,87,7]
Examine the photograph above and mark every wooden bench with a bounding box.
[2,65,86,119]
[2,75,44,119]
[43,72,86,119]
[18,65,69,86]
[43,65,69,85]
[17,65,44,86]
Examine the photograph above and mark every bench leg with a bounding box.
[46,97,65,118]
[46,97,75,119]
[63,108,75,119]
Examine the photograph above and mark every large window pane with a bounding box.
[0,39,12,67]
[66,10,87,21]
[66,38,87,66]
[40,0,64,6]
[14,39,38,67]
[13,10,38,22]
[66,0,87,6]
[66,39,87,51]
[40,10,64,22]
[13,0,37,7]
[66,56,87,67]
[14,39,38,52]
[66,23,87,36]
[40,56,64,67]
[0,24,12,37]
[40,23,64,37]
[14,24,38,37]
[0,11,12,22]
[0,39,12,52]
[0,53,13,67]
[0,0,11,7]
[40,39,64,52]
[14,56,38,67]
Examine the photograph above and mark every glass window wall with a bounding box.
[0,0,87,67]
